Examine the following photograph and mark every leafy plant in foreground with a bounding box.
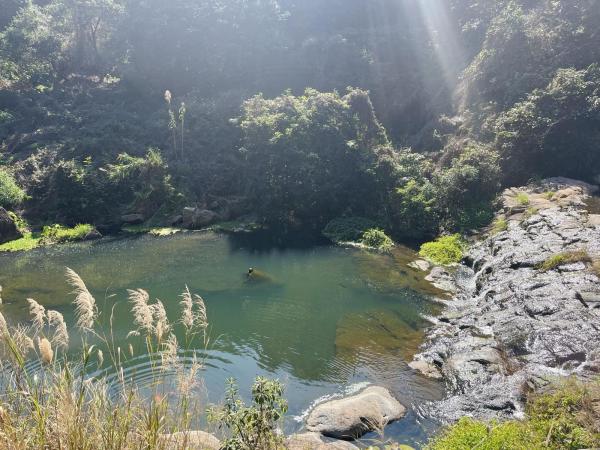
[209,377,287,450]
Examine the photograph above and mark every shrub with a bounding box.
[537,250,591,271]
[0,168,26,208]
[322,217,378,243]
[361,228,394,251]
[209,377,287,450]
[419,234,466,265]
[492,218,508,234]
[40,223,94,244]
[516,192,530,206]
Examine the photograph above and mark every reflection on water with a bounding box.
[0,232,444,446]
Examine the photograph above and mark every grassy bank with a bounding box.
[0,224,96,253]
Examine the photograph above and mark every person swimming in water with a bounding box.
[245,267,275,284]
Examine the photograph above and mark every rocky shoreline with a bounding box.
[411,177,600,422]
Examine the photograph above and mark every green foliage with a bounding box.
[426,381,600,450]
[537,250,592,272]
[0,168,26,208]
[240,88,389,230]
[426,417,536,450]
[104,148,178,218]
[209,377,288,450]
[322,217,378,243]
[495,65,600,185]
[361,228,394,251]
[516,192,530,206]
[419,234,466,265]
[492,217,508,234]
[40,224,94,244]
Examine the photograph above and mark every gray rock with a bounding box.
[408,359,443,379]
[306,386,406,440]
[158,431,221,449]
[169,214,183,226]
[121,213,145,225]
[414,179,600,422]
[408,259,431,272]
[286,432,359,449]
[83,228,102,240]
[182,207,218,229]
[0,207,22,244]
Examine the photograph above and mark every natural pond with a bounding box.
[0,231,445,447]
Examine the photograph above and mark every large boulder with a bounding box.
[121,214,145,225]
[0,208,22,244]
[306,386,406,440]
[158,431,221,450]
[286,432,359,449]
[182,207,218,229]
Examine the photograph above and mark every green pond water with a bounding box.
[0,231,445,447]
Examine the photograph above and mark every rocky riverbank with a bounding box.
[411,178,600,422]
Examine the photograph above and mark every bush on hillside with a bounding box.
[0,168,26,208]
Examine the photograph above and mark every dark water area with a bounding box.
[0,231,446,447]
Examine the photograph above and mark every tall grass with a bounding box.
[0,268,211,449]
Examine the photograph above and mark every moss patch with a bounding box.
[0,233,41,252]
[419,234,466,265]
[537,250,591,272]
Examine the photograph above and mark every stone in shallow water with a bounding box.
[286,432,359,449]
[335,310,425,361]
[408,359,443,379]
[306,386,406,440]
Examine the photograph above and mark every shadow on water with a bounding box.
[0,231,445,446]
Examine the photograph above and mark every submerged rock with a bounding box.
[0,208,22,244]
[286,432,359,449]
[306,386,406,440]
[414,178,600,421]
[335,310,426,361]
[158,431,221,449]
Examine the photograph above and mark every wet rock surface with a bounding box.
[306,386,406,440]
[413,178,600,422]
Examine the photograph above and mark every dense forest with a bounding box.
[1,0,599,242]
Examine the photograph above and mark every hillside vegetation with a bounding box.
[0,1,598,242]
